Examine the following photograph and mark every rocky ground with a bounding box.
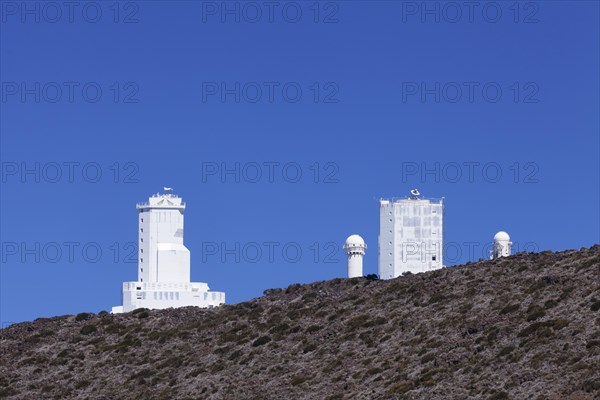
[1,246,599,400]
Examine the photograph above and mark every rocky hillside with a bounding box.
[1,246,599,400]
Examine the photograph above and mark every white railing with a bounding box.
[382,197,444,204]
[136,202,186,208]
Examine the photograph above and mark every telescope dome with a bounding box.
[494,231,510,242]
[345,234,365,246]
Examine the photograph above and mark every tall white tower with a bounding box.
[112,190,225,313]
[378,189,444,279]
[344,234,366,278]
[137,191,189,283]
[491,231,512,259]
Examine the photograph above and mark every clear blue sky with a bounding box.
[1,1,599,325]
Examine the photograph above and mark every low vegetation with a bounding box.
[0,246,599,399]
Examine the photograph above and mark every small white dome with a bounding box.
[494,231,510,241]
[345,234,365,246]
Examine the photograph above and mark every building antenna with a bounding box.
[410,188,421,199]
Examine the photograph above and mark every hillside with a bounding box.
[1,246,599,400]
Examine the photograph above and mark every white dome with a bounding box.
[494,231,510,242]
[345,234,365,246]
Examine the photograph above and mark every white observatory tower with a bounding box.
[112,189,225,313]
[344,234,366,278]
[378,189,444,279]
[491,231,512,259]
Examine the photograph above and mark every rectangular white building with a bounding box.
[112,192,225,313]
[378,192,444,279]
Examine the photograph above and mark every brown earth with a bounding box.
[1,246,599,400]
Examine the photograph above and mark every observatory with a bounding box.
[490,231,512,259]
[378,189,444,279]
[111,190,225,313]
[344,234,366,278]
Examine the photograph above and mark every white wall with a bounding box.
[121,288,225,312]
[157,243,190,282]
[138,206,187,283]
[492,240,512,259]
[347,254,363,278]
[116,282,225,312]
[379,198,444,279]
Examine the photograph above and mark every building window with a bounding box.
[141,249,143,253]
[140,228,143,232]
[140,238,143,242]
[140,258,143,262]
[432,256,436,261]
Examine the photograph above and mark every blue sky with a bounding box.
[1,1,599,324]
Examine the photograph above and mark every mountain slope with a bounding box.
[1,246,599,400]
